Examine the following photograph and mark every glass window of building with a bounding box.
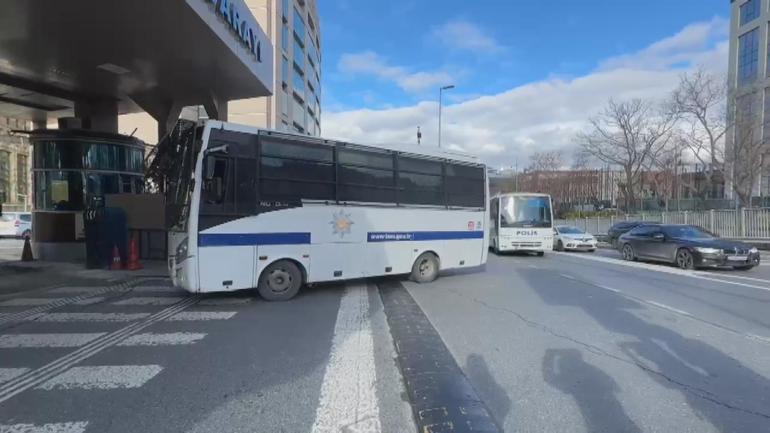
[293,95,306,130]
[17,154,27,197]
[740,0,761,26]
[738,27,759,86]
[294,38,305,70]
[282,0,289,19]
[281,55,288,84]
[0,151,9,203]
[281,88,289,117]
[281,24,289,53]
[293,8,305,46]
[293,67,305,95]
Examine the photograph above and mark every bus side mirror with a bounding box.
[205,156,216,180]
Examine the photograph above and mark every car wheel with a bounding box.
[622,244,636,261]
[675,249,695,270]
[556,240,564,252]
[257,260,302,301]
[411,252,440,283]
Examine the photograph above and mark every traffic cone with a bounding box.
[110,245,123,270]
[21,237,34,262]
[125,236,142,271]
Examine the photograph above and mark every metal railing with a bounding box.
[555,208,770,239]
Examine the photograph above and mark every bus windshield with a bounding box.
[501,196,552,228]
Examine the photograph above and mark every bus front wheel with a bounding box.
[257,260,302,301]
[411,252,439,283]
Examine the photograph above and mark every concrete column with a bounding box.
[203,92,228,122]
[74,99,118,133]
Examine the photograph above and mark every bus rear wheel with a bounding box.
[411,252,439,283]
[257,260,302,301]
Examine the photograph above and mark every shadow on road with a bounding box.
[465,353,511,425]
[528,270,770,433]
[543,348,642,433]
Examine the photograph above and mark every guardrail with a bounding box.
[555,208,770,239]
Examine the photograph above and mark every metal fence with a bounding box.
[555,208,770,239]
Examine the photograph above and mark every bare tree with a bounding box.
[571,150,592,170]
[576,98,677,211]
[528,150,563,172]
[729,92,765,206]
[669,68,726,198]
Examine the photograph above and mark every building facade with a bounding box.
[0,117,30,211]
[237,0,321,136]
[727,0,770,200]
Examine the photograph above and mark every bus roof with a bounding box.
[493,192,551,198]
[202,120,484,166]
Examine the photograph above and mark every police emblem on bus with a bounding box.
[331,211,354,238]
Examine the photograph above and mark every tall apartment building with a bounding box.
[0,117,30,210]
[119,0,321,143]
[728,0,770,198]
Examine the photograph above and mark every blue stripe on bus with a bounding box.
[198,232,311,247]
[367,231,484,242]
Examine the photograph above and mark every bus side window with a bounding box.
[203,157,229,205]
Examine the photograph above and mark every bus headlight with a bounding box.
[175,237,189,263]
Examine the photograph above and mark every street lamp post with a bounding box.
[438,85,455,148]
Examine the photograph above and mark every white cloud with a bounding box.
[338,51,453,93]
[431,20,503,54]
[323,18,729,168]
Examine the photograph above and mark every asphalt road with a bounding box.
[0,251,768,432]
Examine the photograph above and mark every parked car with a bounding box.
[608,221,645,248]
[553,226,597,252]
[618,224,760,270]
[0,212,32,239]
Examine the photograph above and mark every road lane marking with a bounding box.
[560,274,576,280]
[695,272,770,284]
[0,333,106,348]
[0,369,29,385]
[112,297,181,306]
[198,297,253,306]
[165,311,237,321]
[528,264,539,269]
[747,334,770,344]
[118,332,207,346]
[37,365,163,390]
[553,251,770,292]
[35,313,151,322]
[0,296,199,403]
[0,422,88,433]
[47,287,101,294]
[645,301,692,317]
[596,285,621,293]
[311,283,381,433]
[0,298,68,307]
[71,297,106,306]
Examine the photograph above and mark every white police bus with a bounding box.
[489,193,553,256]
[167,121,488,300]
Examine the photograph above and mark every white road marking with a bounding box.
[118,332,206,346]
[37,365,163,390]
[47,287,99,295]
[198,297,253,306]
[112,297,181,306]
[35,313,151,322]
[560,274,577,280]
[695,272,770,284]
[0,296,199,403]
[166,311,237,321]
[747,334,770,344]
[527,264,539,269]
[0,298,64,307]
[0,333,106,348]
[71,297,106,306]
[645,301,692,317]
[554,252,770,292]
[596,285,621,293]
[0,422,88,433]
[311,284,381,433]
[0,368,30,385]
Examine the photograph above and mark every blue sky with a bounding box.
[318,1,730,167]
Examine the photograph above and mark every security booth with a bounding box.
[29,128,145,261]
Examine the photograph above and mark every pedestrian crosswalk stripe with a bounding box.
[0,368,30,385]
[0,333,106,348]
[47,286,100,294]
[0,421,88,433]
[35,313,151,322]
[130,285,181,293]
[112,297,182,306]
[71,297,106,306]
[117,332,207,346]
[36,365,164,390]
[165,311,237,321]
[0,298,66,307]
[198,297,253,306]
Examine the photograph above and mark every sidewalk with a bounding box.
[0,259,168,297]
